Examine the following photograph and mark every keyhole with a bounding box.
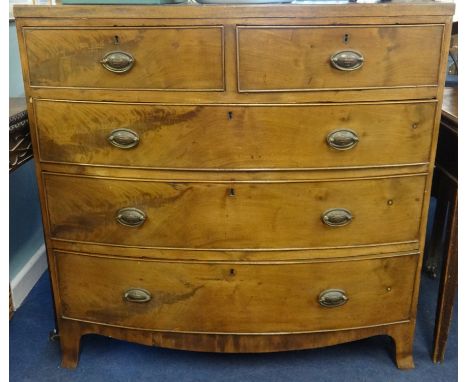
[343,34,350,44]
[228,188,236,197]
[229,268,236,276]
[227,111,233,120]
[114,35,119,45]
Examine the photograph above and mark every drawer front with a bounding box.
[237,25,443,92]
[35,100,436,169]
[24,27,224,90]
[56,251,417,333]
[44,174,426,249]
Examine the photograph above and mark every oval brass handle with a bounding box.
[101,51,134,73]
[124,288,152,303]
[319,289,348,308]
[116,207,146,227]
[327,129,359,150]
[330,50,364,71]
[108,128,140,149]
[321,208,353,227]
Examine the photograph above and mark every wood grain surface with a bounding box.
[24,27,224,90]
[13,1,454,369]
[50,240,420,262]
[35,100,436,170]
[13,3,456,19]
[55,250,418,333]
[58,318,416,368]
[44,173,426,250]
[237,25,443,92]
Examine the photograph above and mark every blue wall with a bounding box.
[9,162,45,278]
[10,23,25,98]
[10,22,45,280]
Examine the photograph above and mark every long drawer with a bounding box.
[23,27,224,91]
[44,173,426,250]
[237,25,444,92]
[34,100,436,169]
[56,251,418,333]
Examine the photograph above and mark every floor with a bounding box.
[10,270,457,382]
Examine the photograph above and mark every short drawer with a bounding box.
[44,173,426,250]
[23,27,224,91]
[34,100,436,169]
[237,25,443,92]
[56,251,417,333]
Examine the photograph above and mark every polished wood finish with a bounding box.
[34,100,436,170]
[432,190,457,363]
[237,25,443,92]
[426,87,457,363]
[441,87,458,124]
[24,27,224,91]
[14,12,451,105]
[59,319,415,369]
[425,89,458,277]
[56,250,418,333]
[13,3,456,19]
[14,1,454,369]
[44,173,426,250]
[59,319,82,369]
[25,84,440,104]
[50,240,420,262]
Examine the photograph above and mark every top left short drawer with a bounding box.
[22,27,225,91]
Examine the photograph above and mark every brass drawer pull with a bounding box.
[321,208,353,227]
[108,128,140,149]
[116,207,146,227]
[124,288,152,303]
[319,289,348,308]
[326,129,359,150]
[101,51,135,73]
[330,50,364,71]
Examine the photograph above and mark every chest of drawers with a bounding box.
[14,1,454,369]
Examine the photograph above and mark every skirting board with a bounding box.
[10,244,48,310]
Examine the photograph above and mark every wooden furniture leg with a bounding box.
[389,324,415,369]
[59,320,83,369]
[433,192,457,363]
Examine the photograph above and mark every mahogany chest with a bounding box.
[14,1,454,368]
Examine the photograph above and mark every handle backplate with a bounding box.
[107,128,140,149]
[330,50,364,71]
[319,289,348,308]
[124,288,152,303]
[101,51,134,73]
[116,207,146,227]
[321,208,353,227]
[327,129,359,151]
